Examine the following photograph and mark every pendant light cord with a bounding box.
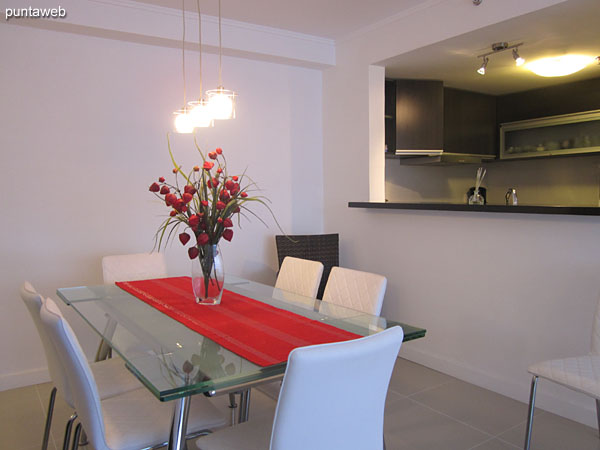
[218,0,223,86]
[197,0,202,96]
[181,0,187,107]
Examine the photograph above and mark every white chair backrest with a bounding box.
[274,256,324,298]
[102,252,167,284]
[322,267,387,316]
[40,298,108,450]
[19,282,74,406]
[590,294,600,355]
[270,326,403,450]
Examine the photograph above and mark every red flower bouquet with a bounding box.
[150,139,274,304]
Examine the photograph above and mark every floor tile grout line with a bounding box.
[407,396,497,440]
[390,378,457,398]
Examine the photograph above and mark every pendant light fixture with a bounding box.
[188,0,214,128]
[206,0,237,120]
[174,0,193,133]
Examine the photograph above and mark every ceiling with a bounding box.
[131,0,424,39]
[381,0,600,95]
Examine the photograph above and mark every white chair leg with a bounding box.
[524,376,538,450]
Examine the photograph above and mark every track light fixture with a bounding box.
[476,42,524,75]
[512,48,525,66]
[477,57,488,75]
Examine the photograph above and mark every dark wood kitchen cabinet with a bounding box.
[393,79,444,152]
[444,87,497,156]
[385,78,497,157]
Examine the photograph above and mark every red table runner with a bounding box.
[116,277,362,367]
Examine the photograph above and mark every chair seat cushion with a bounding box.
[196,412,274,450]
[528,355,600,399]
[90,357,143,400]
[103,388,226,450]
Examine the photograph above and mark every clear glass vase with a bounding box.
[191,244,224,305]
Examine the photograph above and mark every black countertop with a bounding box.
[348,202,600,216]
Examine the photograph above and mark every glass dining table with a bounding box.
[57,274,426,450]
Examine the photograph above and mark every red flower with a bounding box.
[220,191,231,202]
[222,229,233,241]
[165,193,177,206]
[189,215,200,228]
[188,247,199,259]
[170,210,177,217]
[182,192,193,203]
[234,206,240,213]
[241,192,248,198]
[208,152,217,160]
[223,218,233,227]
[149,182,160,192]
[160,185,170,195]
[193,166,200,172]
[173,167,179,173]
[225,180,235,190]
[216,201,226,210]
[179,232,190,245]
[232,176,238,181]
[203,161,214,170]
[174,199,185,212]
[184,185,196,195]
[215,147,223,155]
[217,168,223,174]
[201,200,208,207]
[197,233,209,246]
[158,177,165,182]
[217,217,223,223]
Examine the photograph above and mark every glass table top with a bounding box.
[57,275,426,401]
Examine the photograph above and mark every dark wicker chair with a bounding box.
[275,234,339,299]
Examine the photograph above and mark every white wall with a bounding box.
[0,21,323,389]
[323,0,600,427]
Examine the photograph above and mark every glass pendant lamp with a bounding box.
[206,0,237,120]
[173,0,193,133]
[188,0,214,128]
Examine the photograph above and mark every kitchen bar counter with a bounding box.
[348,202,600,216]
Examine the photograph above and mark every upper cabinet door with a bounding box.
[395,79,443,151]
[444,88,497,156]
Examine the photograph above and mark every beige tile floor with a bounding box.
[1,358,599,450]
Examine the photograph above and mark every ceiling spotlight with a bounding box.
[477,57,488,75]
[512,48,525,66]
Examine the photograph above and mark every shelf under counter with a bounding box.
[348,202,600,216]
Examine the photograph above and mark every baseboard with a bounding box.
[0,367,50,391]
[399,346,597,428]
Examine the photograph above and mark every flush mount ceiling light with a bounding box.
[187,0,214,128]
[206,0,237,120]
[525,54,597,77]
[174,0,193,133]
[476,41,524,75]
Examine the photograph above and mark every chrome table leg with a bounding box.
[71,423,82,450]
[42,387,56,450]
[228,392,238,425]
[524,376,538,450]
[62,412,77,450]
[237,389,251,424]
[169,396,191,450]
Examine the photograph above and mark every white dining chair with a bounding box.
[274,256,324,298]
[524,296,600,449]
[196,326,404,450]
[101,252,168,284]
[19,282,142,450]
[99,252,168,360]
[322,266,387,316]
[39,296,227,450]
